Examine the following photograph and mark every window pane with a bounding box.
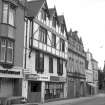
[7,41,13,63]
[2,3,8,23]
[0,39,6,62]
[9,5,15,26]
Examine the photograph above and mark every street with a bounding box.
[62,94,105,105]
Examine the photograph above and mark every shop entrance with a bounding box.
[28,81,41,103]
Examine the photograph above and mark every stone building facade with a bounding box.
[0,0,26,97]
[67,29,86,98]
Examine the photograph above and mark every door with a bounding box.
[28,81,41,103]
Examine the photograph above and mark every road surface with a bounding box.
[63,94,105,105]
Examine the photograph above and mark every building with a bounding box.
[0,0,26,97]
[86,50,98,95]
[91,58,98,94]
[67,29,86,98]
[22,0,68,103]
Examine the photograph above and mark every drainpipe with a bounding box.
[24,18,28,69]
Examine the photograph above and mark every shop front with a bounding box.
[45,76,66,102]
[0,68,23,98]
[24,74,50,103]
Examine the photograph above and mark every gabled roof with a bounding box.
[58,15,65,24]
[49,8,55,19]
[58,15,67,33]
[27,0,45,17]
[49,7,58,20]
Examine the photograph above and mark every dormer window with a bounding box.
[2,2,16,26]
[41,9,46,21]
[52,16,56,28]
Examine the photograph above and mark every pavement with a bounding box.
[37,94,102,105]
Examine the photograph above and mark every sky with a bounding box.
[47,0,105,69]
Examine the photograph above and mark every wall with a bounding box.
[14,6,25,67]
[0,78,14,97]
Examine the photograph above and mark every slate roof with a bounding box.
[27,0,45,17]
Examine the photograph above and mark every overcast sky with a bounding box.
[47,0,105,69]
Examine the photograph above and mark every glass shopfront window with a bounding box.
[45,82,64,100]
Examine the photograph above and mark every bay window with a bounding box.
[0,38,14,65]
[2,1,16,26]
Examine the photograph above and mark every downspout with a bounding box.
[24,18,28,69]
[29,17,34,58]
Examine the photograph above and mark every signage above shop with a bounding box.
[50,76,66,82]
[25,74,50,81]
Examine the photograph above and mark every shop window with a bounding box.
[0,38,14,65]
[2,2,16,26]
[49,56,53,73]
[39,27,47,44]
[52,34,56,48]
[35,50,44,73]
[31,82,41,92]
[45,82,64,100]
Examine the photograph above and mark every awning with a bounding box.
[88,83,97,87]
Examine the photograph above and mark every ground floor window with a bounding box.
[45,82,64,100]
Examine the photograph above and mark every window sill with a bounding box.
[1,23,16,29]
[0,62,14,69]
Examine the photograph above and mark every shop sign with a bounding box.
[50,76,66,82]
[25,74,49,81]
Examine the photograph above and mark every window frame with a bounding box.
[39,26,47,44]
[2,1,16,27]
[35,50,44,73]
[52,16,56,28]
[49,55,53,73]
[0,38,14,66]
[60,38,65,52]
[51,33,56,48]
[57,58,63,76]
[61,24,64,34]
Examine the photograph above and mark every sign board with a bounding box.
[25,74,49,81]
[50,76,66,82]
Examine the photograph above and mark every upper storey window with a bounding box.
[52,16,56,28]
[39,27,47,44]
[60,39,65,52]
[61,24,64,34]
[52,34,56,48]
[0,38,14,65]
[2,2,16,26]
